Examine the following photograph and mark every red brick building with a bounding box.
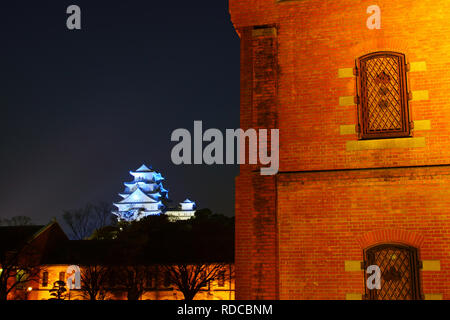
[230,0,450,300]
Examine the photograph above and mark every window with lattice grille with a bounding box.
[357,52,411,139]
[364,244,422,300]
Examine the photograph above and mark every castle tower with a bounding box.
[230,0,450,300]
[113,164,169,221]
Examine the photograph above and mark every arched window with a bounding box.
[356,52,411,139]
[363,243,422,300]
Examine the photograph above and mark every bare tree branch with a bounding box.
[0,242,44,300]
[162,263,227,300]
[79,264,111,301]
[63,203,116,240]
[113,265,149,300]
[0,216,34,226]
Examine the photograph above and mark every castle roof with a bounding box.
[117,188,158,204]
[136,164,152,172]
[124,180,154,187]
[129,164,154,176]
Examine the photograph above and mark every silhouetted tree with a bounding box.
[80,265,111,300]
[0,242,42,300]
[193,208,213,220]
[63,202,116,240]
[114,265,149,301]
[113,210,234,301]
[49,280,67,300]
[0,216,33,226]
[89,226,120,240]
[162,263,228,301]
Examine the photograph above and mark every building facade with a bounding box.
[230,0,450,300]
[28,264,234,301]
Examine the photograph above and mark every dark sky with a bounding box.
[0,1,240,225]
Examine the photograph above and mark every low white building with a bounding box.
[165,199,196,222]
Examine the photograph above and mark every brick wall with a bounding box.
[278,166,450,299]
[231,0,450,299]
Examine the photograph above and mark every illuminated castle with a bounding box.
[113,164,196,222]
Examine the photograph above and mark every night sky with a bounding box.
[0,1,240,225]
